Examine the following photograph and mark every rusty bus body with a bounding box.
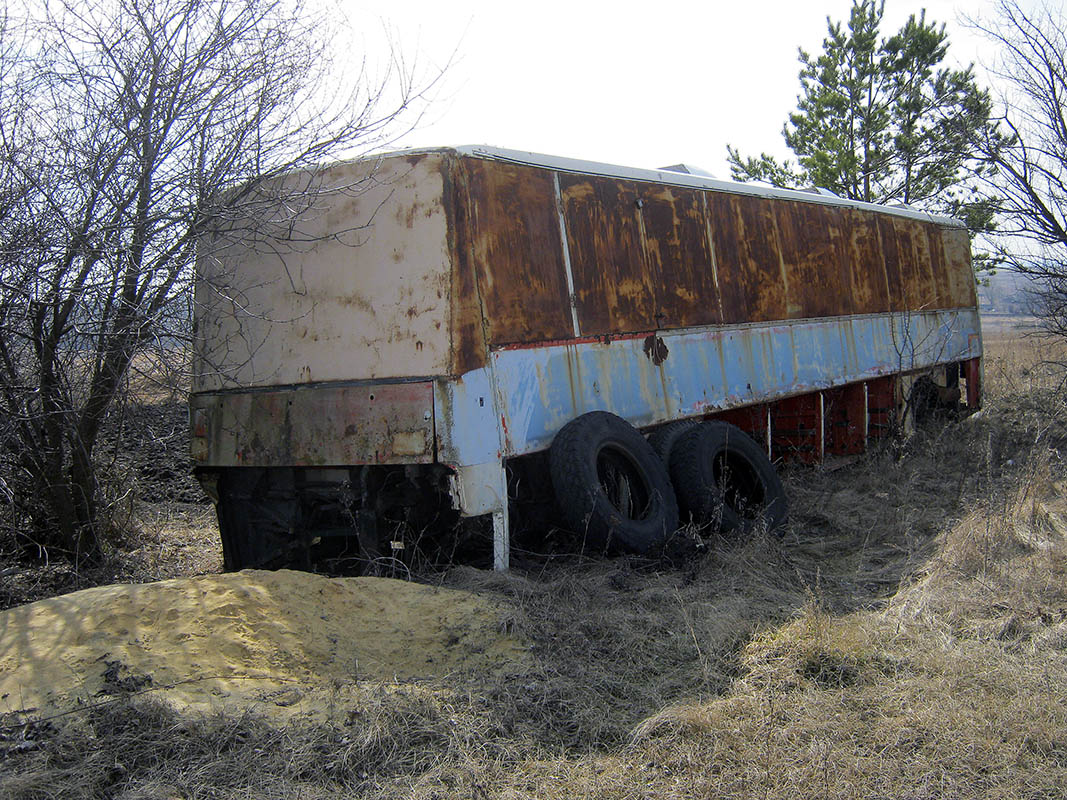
[190,146,982,570]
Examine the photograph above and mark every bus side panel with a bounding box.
[490,309,982,458]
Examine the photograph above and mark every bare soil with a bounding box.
[1,570,527,721]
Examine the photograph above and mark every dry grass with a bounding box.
[120,502,223,579]
[4,328,1067,798]
[599,453,1067,799]
[1,687,512,799]
[982,327,1067,396]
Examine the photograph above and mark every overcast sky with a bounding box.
[345,0,1014,177]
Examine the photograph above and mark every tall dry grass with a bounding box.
[4,328,1066,799]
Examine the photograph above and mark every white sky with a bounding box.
[345,0,1009,177]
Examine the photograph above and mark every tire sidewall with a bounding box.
[711,425,786,532]
[550,412,679,554]
[671,422,787,534]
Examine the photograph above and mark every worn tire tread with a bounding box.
[670,422,787,534]
[550,411,679,554]
[647,419,702,464]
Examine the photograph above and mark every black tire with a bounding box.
[549,411,679,554]
[646,419,703,464]
[670,422,787,534]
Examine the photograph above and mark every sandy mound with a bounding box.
[0,570,527,719]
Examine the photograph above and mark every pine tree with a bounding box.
[727,1,996,230]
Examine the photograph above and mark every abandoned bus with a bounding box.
[190,146,982,571]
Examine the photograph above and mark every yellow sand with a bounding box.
[0,570,527,718]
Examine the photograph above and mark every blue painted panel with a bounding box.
[658,330,723,416]
[767,326,799,394]
[575,339,666,423]
[850,316,888,378]
[471,309,981,460]
[793,322,848,390]
[433,367,502,465]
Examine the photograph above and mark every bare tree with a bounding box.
[970,1,1067,338]
[0,0,436,563]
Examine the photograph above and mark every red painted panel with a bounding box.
[824,383,867,455]
[964,357,982,408]
[771,394,823,464]
[712,405,769,454]
[866,376,898,440]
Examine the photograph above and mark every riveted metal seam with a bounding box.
[553,171,582,338]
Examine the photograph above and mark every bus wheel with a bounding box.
[646,418,703,464]
[550,412,679,554]
[670,422,787,534]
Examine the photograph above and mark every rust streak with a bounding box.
[465,159,573,345]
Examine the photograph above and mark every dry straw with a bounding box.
[4,332,1067,798]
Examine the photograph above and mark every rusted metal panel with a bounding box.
[639,184,721,328]
[941,226,977,308]
[912,222,942,309]
[457,146,965,226]
[190,382,435,467]
[726,193,789,322]
[924,223,950,310]
[841,209,891,315]
[559,174,656,334]
[775,201,852,319]
[193,153,453,392]
[704,191,751,323]
[891,217,922,309]
[891,217,937,311]
[441,155,489,376]
[463,160,574,344]
[876,215,907,312]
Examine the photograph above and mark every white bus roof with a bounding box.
[379,144,964,228]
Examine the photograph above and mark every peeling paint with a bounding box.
[192,147,982,486]
[642,334,669,365]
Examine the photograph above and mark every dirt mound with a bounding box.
[0,570,527,719]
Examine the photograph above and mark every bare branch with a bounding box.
[0,0,441,560]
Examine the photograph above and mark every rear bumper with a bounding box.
[190,381,436,467]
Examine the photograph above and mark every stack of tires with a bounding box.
[549,412,787,554]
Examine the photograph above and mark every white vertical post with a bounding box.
[492,510,510,571]
[488,459,509,571]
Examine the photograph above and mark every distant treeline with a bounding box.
[978,271,1040,315]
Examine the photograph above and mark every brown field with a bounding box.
[2,329,1067,799]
